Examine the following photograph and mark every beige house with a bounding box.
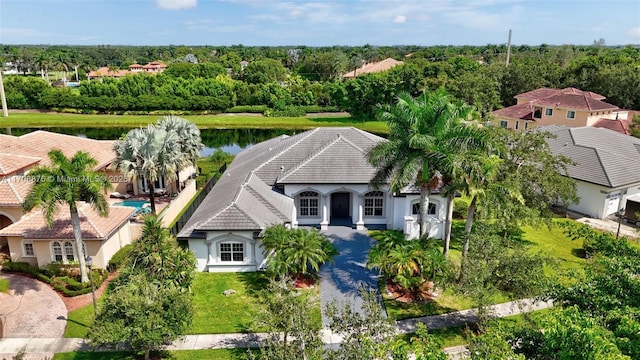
[492,87,633,133]
[87,61,167,80]
[343,58,404,79]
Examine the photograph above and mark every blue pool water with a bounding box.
[113,200,149,212]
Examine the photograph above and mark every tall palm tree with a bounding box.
[114,125,180,215]
[368,88,488,240]
[22,150,112,283]
[156,116,203,192]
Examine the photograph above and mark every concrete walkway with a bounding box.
[0,298,553,357]
[0,273,67,338]
[318,226,382,326]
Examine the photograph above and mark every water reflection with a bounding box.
[4,127,297,156]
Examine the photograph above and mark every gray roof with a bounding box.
[178,127,385,236]
[546,126,640,188]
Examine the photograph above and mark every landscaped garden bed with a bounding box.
[1,260,107,297]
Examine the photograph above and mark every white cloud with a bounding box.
[156,0,197,10]
[0,27,53,38]
[393,15,407,24]
[629,27,640,39]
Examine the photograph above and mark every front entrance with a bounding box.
[331,192,351,220]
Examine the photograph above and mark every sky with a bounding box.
[0,0,639,46]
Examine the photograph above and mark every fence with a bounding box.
[170,163,227,236]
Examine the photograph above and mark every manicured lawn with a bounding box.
[2,113,388,134]
[64,298,103,338]
[0,278,9,293]
[52,349,247,360]
[190,272,268,334]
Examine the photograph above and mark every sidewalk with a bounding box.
[0,298,552,357]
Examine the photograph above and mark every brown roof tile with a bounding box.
[0,202,134,240]
[515,87,606,101]
[532,93,617,111]
[0,176,31,206]
[343,58,404,78]
[0,153,40,176]
[592,118,632,135]
[491,103,534,120]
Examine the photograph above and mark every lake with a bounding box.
[3,127,298,156]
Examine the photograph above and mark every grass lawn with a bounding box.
[64,297,104,338]
[190,272,268,334]
[2,113,388,134]
[0,278,9,293]
[52,349,247,360]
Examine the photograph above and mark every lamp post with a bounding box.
[616,207,626,239]
[85,256,97,317]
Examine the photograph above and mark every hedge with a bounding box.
[107,244,133,271]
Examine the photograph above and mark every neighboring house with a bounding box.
[546,125,640,219]
[492,87,633,134]
[178,127,448,272]
[87,61,167,80]
[343,58,404,79]
[0,130,194,268]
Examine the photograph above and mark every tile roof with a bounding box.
[591,118,631,135]
[0,153,40,176]
[532,93,617,111]
[0,130,116,170]
[179,127,385,236]
[515,87,606,101]
[343,58,404,78]
[491,103,534,120]
[0,176,31,206]
[545,125,640,188]
[0,202,134,240]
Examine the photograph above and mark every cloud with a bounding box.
[393,15,407,24]
[156,0,197,10]
[0,27,53,38]
[629,27,640,39]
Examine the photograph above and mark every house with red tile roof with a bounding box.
[492,87,633,133]
[87,61,167,80]
[343,58,404,79]
[0,131,136,269]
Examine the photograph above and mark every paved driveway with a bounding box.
[319,226,384,326]
[0,273,67,338]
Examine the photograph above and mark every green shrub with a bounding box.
[226,105,269,113]
[452,199,469,219]
[263,106,306,117]
[108,244,133,271]
[301,105,340,113]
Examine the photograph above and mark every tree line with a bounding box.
[3,44,640,116]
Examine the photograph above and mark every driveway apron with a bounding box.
[319,226,384,326]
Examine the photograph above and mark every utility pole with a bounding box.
[0,70,10,136]
[505,29,512,67]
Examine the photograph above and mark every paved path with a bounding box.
[318,226,382,326]
[0,273,67,338]
[0,298,553,358]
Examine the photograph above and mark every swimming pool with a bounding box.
[113,200,149,213]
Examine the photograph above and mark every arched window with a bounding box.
[299,191,319,217]
[364,191,384,217]
[52,241,63,262]
[64,241,75,261]
[411,202,437,216]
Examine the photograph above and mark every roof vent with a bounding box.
[269,147,273,151]
[280,166,284,170]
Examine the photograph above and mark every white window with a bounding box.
[23,240,35,257]
[499,120,508,128]
[364,191,384,217]
[220,243,244,262]
[64,241,75,261]
[567,110,576,119]
[412,202,437,216]
[299,191,319,217]
[52,241,63,262]
[515,121,520,130]
[545,108,553,116]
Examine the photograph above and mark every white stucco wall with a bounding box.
[568,181,640,219]
[190,230,265,272]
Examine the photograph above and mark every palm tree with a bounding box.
[114,125,180,215]
[156,116,203,192]
[22,150,112,283]
[368,88,488,240]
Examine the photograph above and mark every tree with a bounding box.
[114,124,181,214]
[89,216,195,360]
[22,150,112,283]
[368,88,488,246]
[156,116,204,191]
[261,224,337,280]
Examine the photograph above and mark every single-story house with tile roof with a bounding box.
[0,202,135,269]
[546,125,640,219]
[343,58,404,79]
[492,87,633,133]
[178,127,447,272]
